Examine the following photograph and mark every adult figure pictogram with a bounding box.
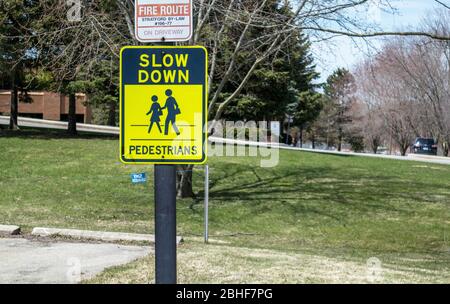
[162,89,181,136]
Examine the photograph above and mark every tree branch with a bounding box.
[301,27,450,41]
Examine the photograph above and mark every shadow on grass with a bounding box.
[197,162,447,222]
[0,127,118,140]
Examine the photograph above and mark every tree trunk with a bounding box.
[107,100,116,126]
[68,93,77,135]
[299,126,303,148]
[9,72,19,130]
[443,141,449,157]
[372,139,378,154]
[312,133,315,149]
[176,165,195,198]
[400,144,408,156]
[337,128,343,152]
[372,146,378,154]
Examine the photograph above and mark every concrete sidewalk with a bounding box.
[31,227,183,244]
[0,238,151,284]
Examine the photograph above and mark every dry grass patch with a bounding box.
[85,241,450,284]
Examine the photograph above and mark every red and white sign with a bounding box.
[135,0,193,42]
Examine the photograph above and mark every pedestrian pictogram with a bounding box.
[147,89,182,135]
[120,46,208,164]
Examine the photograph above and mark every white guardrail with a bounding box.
[0,115,119,135]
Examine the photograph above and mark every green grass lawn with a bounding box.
[1,128,450,283]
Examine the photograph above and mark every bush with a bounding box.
[347,136,365,152]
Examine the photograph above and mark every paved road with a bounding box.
[1,115,449,165]
[211,137,450,166]
[0,238,151,284]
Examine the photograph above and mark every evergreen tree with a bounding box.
[222,26,321,135]
[32,1,125,133]
[0,0,40,129]
[82,59,120,126]
[323,68,357,151]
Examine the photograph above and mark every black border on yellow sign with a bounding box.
[119,46,208,165]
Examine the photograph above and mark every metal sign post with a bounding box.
[124,2,203,283]
[154,164,177,283]
[204,165,209,243]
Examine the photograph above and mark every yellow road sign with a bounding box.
[120,46,208,164]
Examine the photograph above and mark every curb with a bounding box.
[0,225,21,235]
[31,227,183,244]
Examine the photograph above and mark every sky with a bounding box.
[310,0,449,83]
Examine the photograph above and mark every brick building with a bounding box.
[0,91,92,123]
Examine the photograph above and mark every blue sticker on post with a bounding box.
[131,173,147,184]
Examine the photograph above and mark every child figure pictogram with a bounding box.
[146,95,163,134]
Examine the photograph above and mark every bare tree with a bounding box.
[354,5,450,157]
[186,0,450,127]
[355,45,425,156]
[354,61,386,154]
[387,11,450,156]
[19,1,129,134]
